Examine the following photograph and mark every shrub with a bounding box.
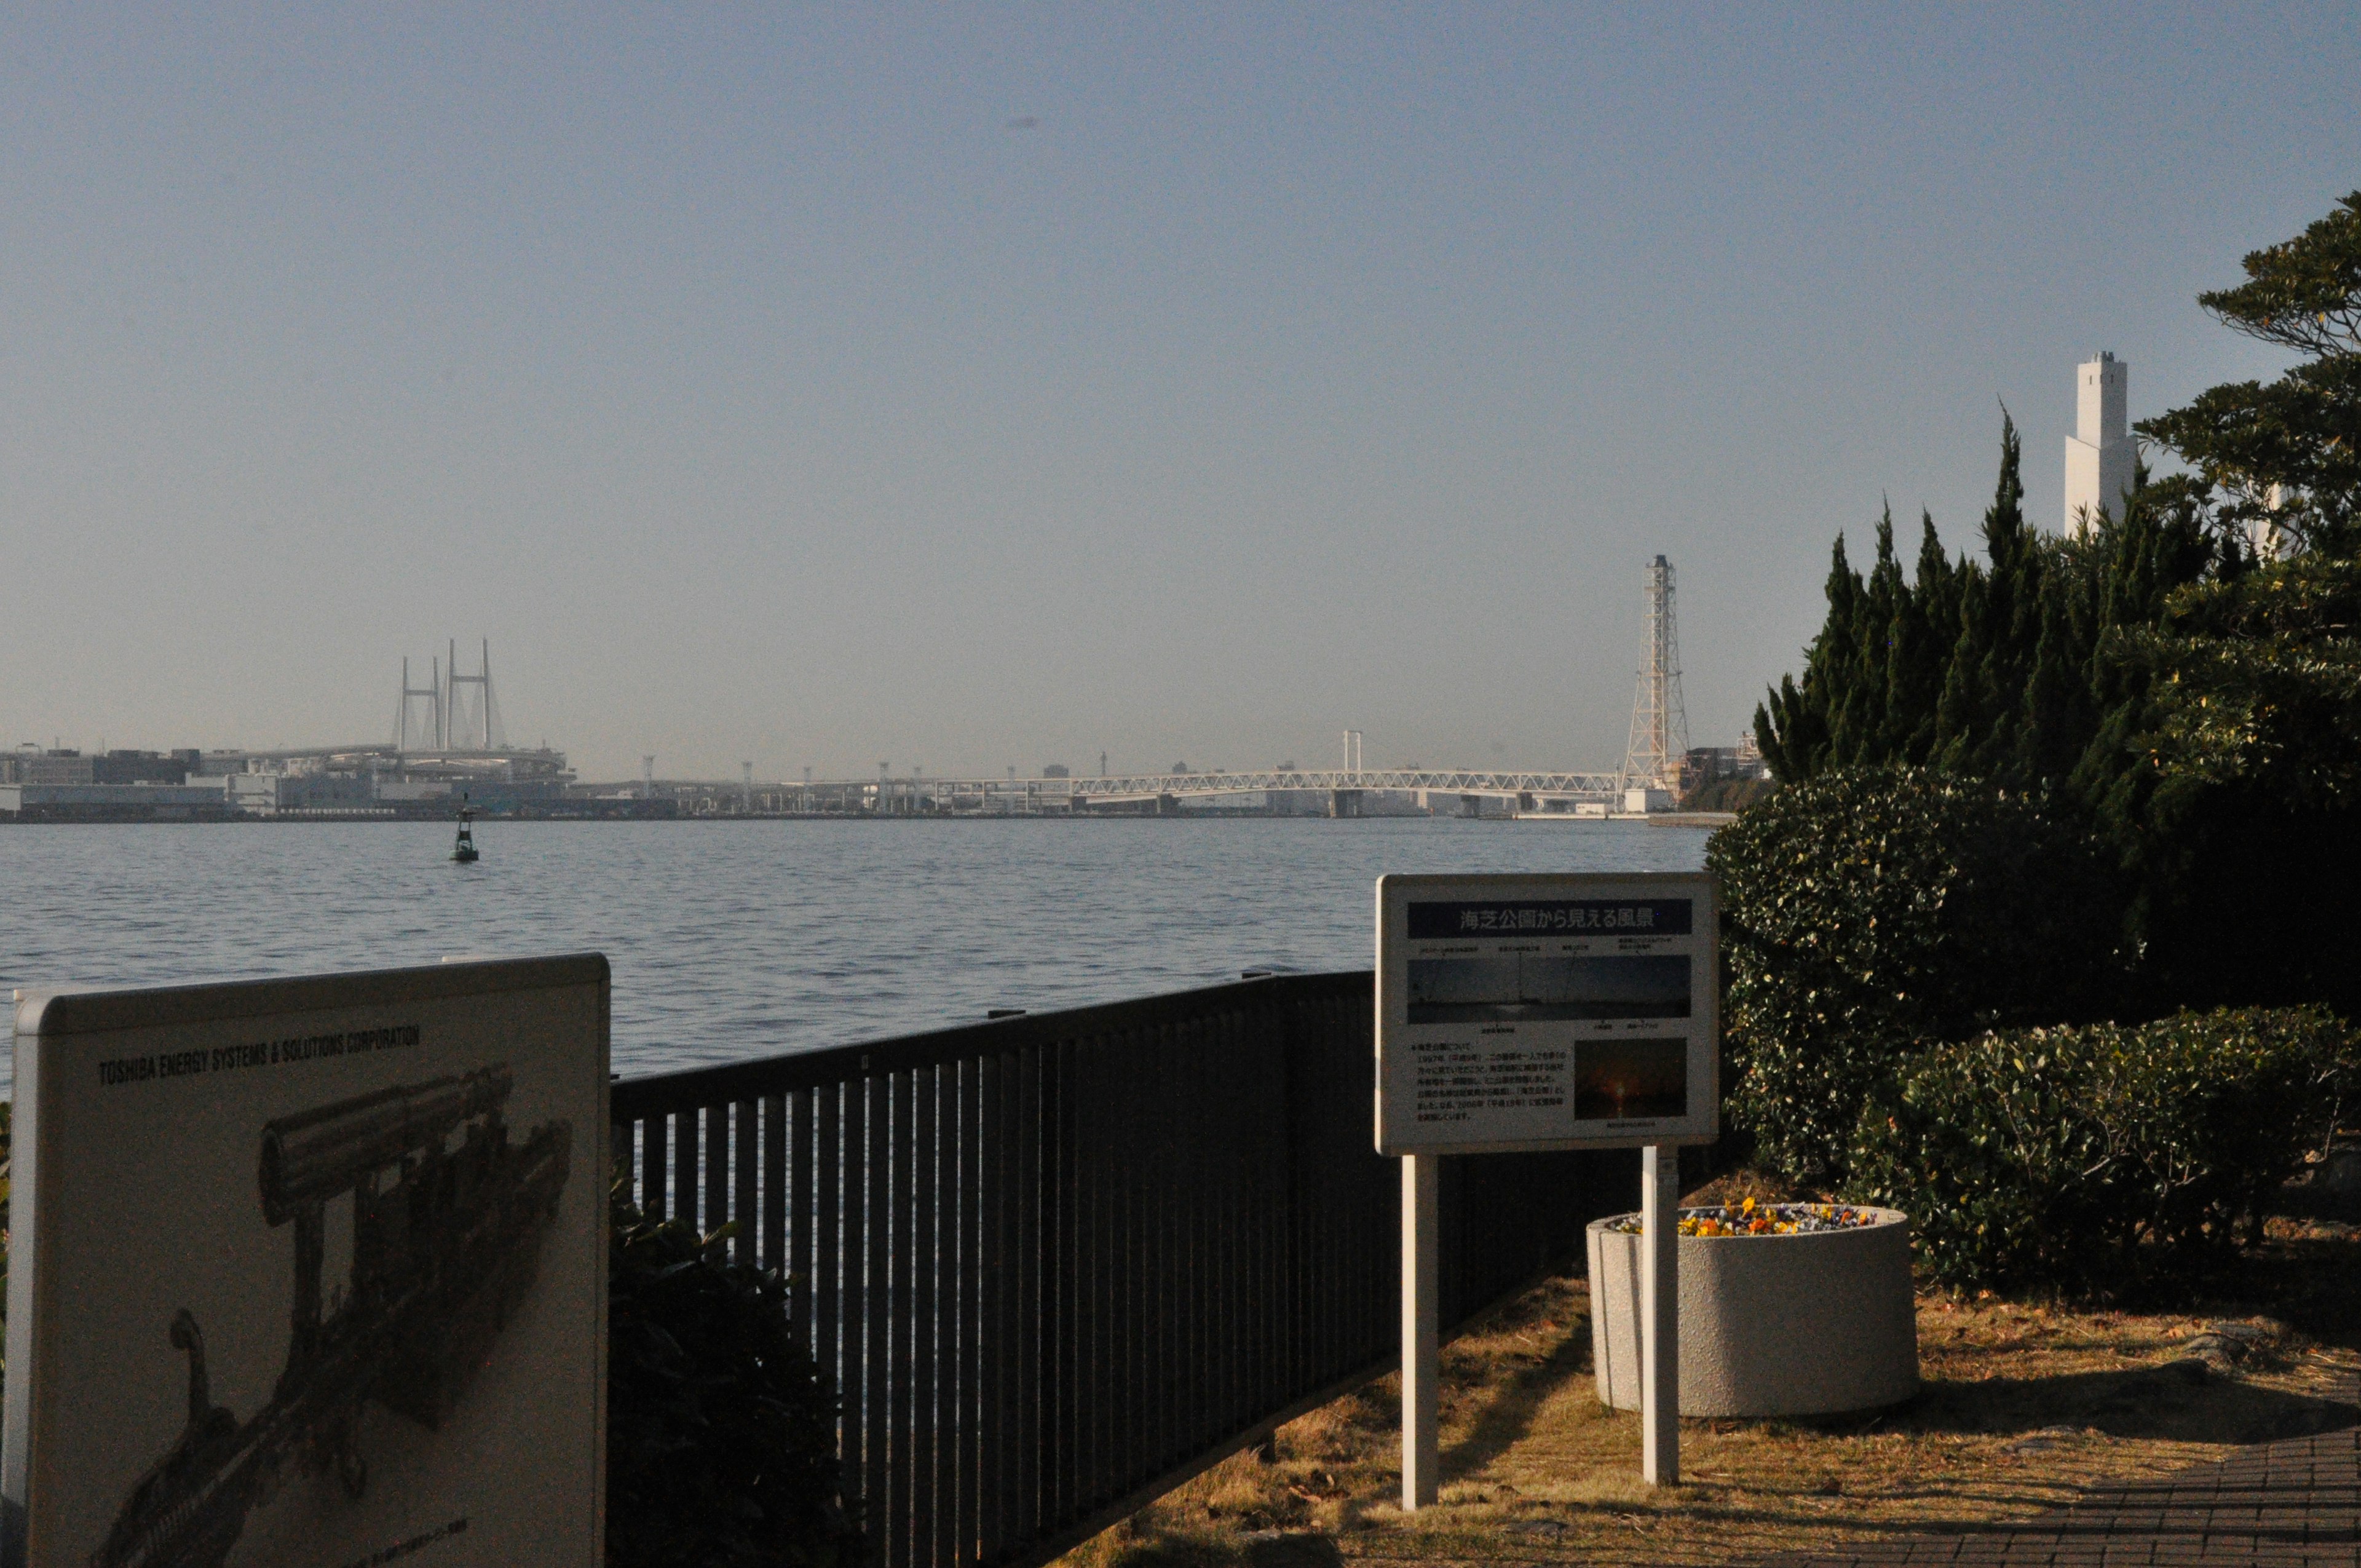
[1848,1007,2352,1293]
[607,1176,862,1568]
[1706,767,2122,1184]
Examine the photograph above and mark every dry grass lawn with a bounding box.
[1059,1199,2361,1568]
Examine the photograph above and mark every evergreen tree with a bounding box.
[1753,189,2361,1018]
[1759,421,2213,795]
[1884,513,1953,764]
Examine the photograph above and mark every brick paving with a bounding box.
[1771,1427,2361,1566]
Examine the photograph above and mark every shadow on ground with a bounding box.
[1063,1211,2361,1568]
[1441,1294,1594,1480]
[1442,1289,2355,1468]
[1900,1361,2353,1446]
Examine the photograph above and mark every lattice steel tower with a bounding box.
[1618,555,1689,796]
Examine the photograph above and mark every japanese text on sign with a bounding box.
[1405,900,1694,940]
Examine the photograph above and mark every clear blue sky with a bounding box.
[4,6,2355,782]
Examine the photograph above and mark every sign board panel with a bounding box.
[1376,873,1717,1155]
[4,954,609,1568]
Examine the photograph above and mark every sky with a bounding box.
[2,6,2356,783]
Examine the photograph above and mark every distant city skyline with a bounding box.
[4,7,2355,780]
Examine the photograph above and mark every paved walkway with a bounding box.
[1773,1427,2361,1566]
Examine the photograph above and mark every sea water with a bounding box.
[1,816,1709,1087]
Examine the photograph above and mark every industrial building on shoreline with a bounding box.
[1,643,671,823]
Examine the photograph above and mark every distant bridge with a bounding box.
[664,767,1645,817]
[1056,767,1624,805]
[665,556,1703,817]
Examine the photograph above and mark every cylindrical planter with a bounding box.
[1586,1207,1918,1417]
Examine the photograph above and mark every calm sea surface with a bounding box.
[2,817,1709,1090]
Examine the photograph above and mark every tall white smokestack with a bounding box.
[2064,352,2134,534]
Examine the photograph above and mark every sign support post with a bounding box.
[1401,1154,1440,1510]
[1640,1144,1680,1486]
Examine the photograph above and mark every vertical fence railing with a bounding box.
[611,971,1627,1568]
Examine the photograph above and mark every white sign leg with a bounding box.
[1401,1153,1440,1510]
[1640,1144,1680,1485]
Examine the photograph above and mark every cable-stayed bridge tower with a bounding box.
[445,638,506,751]
[1618,555,1688,798]
[391,641,507,753]
[392,657,443,753]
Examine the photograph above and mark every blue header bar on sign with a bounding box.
[1407,900,1693,939]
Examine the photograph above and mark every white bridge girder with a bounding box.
[886,769,1626,803]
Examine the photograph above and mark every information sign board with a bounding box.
[4,954,609,1568]
[1375,872,1717,1155]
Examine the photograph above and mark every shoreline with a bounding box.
[0,812,1731,827]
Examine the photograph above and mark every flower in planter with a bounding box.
[1607,1202,1880,1237]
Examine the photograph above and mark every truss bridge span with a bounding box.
[1062,768,1621,804]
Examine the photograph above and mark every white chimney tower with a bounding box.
[2063,352,2134,534]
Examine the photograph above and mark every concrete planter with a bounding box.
[1586,1207,1918,1417]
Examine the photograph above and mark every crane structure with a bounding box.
[1617,555,1688,801]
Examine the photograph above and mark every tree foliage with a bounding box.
[2147,189,2361,553]
[2074,547,2361,1017]
[2197,189,2361,360]
[1753,429,2220,794]
[1753,190,2361,1020]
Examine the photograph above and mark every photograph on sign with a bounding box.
[1575,1036,1688,1120]
[4,954,609,1568]
[1406,954,1691,1023]
[1375,873,1717,1155]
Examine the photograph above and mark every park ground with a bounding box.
[1060,1178,2361,1568]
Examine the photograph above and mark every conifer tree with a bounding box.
[1964,419,2045,777]
[1856,510,1908,764]
[1880,513,1950,764]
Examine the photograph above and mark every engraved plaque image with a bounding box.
[91,1069,572,1568]
[5,956,609,1568]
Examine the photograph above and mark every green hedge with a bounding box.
[1848,1007,2351,1293]
[607,1177,863,1568]
[1705,766,2121,1183]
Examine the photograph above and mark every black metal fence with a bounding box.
[610,970,1629,1568]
